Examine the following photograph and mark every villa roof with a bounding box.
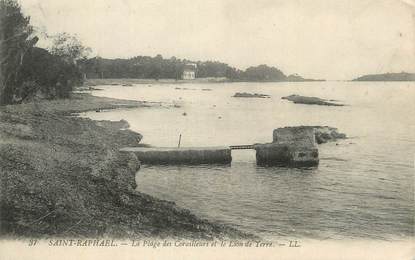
[183,63,197,71]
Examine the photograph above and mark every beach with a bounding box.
[0,92,252,239]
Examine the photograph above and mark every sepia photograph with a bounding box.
[0,0,414,259]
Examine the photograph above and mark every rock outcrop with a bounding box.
[272,126,346,144]
[255,127,319,167]
[312,126,347,144]
[255,126,346,167]
[233,92,270,98]
[282,94,344,106]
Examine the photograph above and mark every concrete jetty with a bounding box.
[119,147,232,165]
[120,126,324,167]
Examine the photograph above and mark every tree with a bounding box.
[47,33,91,88]
[0,0,37,104]
[48,32,91,64]
[0,1,89,104]
[19,47,82,99]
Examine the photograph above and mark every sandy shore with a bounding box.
[0,93,251,239]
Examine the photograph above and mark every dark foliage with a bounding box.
[80,56,184,80]
[0,0,35,104]
[80,56,290,82]
[0,0,84,105]
[242,64,286,82]
[18,47,83,100]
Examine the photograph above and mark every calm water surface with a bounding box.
[82,81,414,240]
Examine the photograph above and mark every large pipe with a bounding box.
[120,147,232,165]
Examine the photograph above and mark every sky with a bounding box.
[18,0,415,80]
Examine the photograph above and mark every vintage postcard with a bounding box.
[0,0,414,259]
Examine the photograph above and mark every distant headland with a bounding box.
[352,72,415,82]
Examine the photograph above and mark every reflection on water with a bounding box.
[82,81,414,240]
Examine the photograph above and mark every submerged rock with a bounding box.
[282,94,344,106]
[233,92,270,98]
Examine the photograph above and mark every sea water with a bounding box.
[82,81,414,240]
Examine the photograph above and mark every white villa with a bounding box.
[182,63,197,80]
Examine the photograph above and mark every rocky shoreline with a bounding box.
[0,93,252,239]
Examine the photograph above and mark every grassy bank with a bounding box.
[0,93,250,239]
